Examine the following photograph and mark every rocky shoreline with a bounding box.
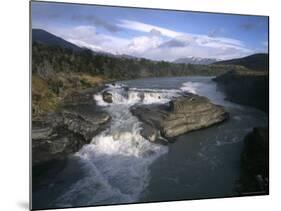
[32,78,269,206]
[214,70,269,113]
[33,85,230,166]
[32,87,111,166]
[213,70,269,194]
[238,127,269,195]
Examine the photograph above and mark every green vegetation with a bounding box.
[32,42,247,80]
[214,53,269,72]
[32,42,249,118]
[32,75,60,117]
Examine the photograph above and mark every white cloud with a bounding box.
[124,30,166,55]
[117,19,182,37]
[66,39,104,52]
[35,20,254,61]
[134,42,253,61]
[38,25,130,54]
[114,19,254,60]
[66,25,97,40]
[117,19,245,46]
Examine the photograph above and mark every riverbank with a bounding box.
[32,76,269,209]
[238,127,269,195]
[32,72,112,119]
[213,71,269,195]
[32,78,229,167]
[32,70,114,167]
[213,70,269,113]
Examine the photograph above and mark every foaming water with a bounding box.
[94,84,181,106]
[33,77,268,208]
[55,84,171,207]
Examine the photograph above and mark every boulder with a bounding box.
[131,93,228,142]
[102,91,113,103]
[239,127,269,194]
[140,122,158,142]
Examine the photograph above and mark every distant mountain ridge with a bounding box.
[214,53,269,71]
[32,29,140,60]
[173,57,219,65]
[32,29,268,72]
[32,28,82,52]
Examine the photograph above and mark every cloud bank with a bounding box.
[37,19,258,61]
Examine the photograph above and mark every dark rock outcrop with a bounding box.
[238,127,269,194]
[32,105,110,166]
[214,70,269,113]
[131,93,228,142]
[102,91,113,103]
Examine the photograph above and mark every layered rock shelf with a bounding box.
[131,93,229,143]
[32,105,110,166]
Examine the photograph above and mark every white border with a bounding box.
[0,0,280,210]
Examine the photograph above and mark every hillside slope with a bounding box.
[214,54,269,71]
[32,28,82,52]
[173,57,218,65]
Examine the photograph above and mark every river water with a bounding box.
[32,76,268,209]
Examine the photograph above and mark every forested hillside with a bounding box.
[214,53,269,71]
[32,42,248,118]
[32,42,238,80]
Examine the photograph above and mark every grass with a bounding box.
[79,74,105,88]
[32,75,60,118]
[32,73,107,119]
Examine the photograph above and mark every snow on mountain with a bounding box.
[173,56,219,65]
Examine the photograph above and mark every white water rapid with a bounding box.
[55,84,182,206]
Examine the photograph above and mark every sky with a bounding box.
[31,1,269,61]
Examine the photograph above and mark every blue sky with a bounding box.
[32,1,268,61]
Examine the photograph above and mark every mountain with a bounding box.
[214,53,269,71]
[32,29,140,60]
[173,57,219,65]
[32,28,82,52]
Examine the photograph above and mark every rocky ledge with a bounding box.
[214,70,269,113]
[238,127,269,194]
[131,93,228,143]
[32,104,110,165]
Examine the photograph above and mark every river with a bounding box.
[32,76,268,209]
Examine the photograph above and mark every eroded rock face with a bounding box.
[131,94,228,142]
[32,106,110,166]
[214,70,269,113]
